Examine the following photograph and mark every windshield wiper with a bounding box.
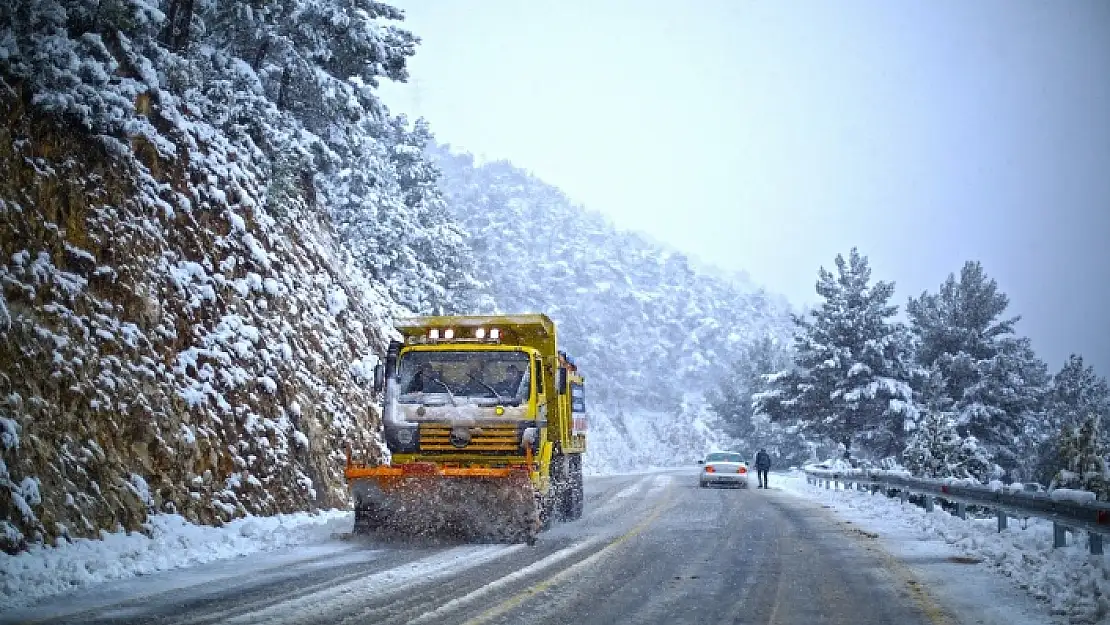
[469,375,505,403]
[431,379,458,407]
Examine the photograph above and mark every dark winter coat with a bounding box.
[755,451,771,470]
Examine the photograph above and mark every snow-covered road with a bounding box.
[778,470,1106,624]
[0,469,1075,625]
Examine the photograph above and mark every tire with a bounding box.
[538,491,555,530]
[551,452,570,522]
[522,500,540,546]
[699,481,708,488]
[352,500,383,534]
[566,454,584,521]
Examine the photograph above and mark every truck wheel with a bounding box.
[353,501,381,534]
[551,452,571,522]
[538,491,555,531]
[567,454,584,520]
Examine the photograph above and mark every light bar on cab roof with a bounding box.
[418,326,500,343]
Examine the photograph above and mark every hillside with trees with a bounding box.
[430,147,796,471]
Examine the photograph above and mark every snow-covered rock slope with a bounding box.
[0,87,393,554]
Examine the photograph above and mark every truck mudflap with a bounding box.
[346,462,541,545]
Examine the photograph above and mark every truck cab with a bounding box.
[350,314,586,542]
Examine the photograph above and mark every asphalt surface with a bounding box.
[4,471,958,625]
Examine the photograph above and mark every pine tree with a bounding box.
[1051,415,1110,499]
[908,261,1049,476]
[705,336,813,464]
[708,336,791,441]
[903,410,997,481]
[1049,355,1110,430]
[960,336,1049,472]
[755,248,919,459]
[903,368,997,480]
[1029,355,1110,484]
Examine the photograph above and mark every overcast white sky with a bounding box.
[379,0,1110,375]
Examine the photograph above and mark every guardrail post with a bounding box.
[997,511,1007,532]
[955,502,967,520]
[900,490,908,505]
[1090,533,1104,555]
[924,495,934,512]
[1054,523,1067,548]
[825,479,830,490]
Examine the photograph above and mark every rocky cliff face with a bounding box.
[0,83,393,553]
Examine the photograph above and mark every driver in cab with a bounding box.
[495,364,524,397]
[408,362,442,394]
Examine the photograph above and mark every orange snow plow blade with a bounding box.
[346,462,540,545]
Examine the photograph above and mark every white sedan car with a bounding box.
[698,452,751,488]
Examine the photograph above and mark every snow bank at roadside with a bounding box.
[0,509,352,611]
[779,472,1110,624]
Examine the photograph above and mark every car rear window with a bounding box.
[706,453,744,463]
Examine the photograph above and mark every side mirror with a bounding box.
[372,364,385,394]
[556,368,568,395]
[697,459,704,465]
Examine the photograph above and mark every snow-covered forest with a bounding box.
[1,0,1105,558]
[737,249,1110,490]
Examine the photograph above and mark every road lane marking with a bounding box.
[210,545,520,625]
[406,535,609,625]
[768,538,785,625]
[823,509,956,625]
[458,481,675,625]
[646,474,673,496]
[4,545,373,625]
[860,534,956,625]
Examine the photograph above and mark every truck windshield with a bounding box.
[397,351,531,405]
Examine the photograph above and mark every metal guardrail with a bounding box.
[803,468,1110,555]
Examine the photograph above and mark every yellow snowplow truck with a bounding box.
[345,314,587,545]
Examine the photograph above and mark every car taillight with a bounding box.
[705,466,715,473]
[737,467,747,474]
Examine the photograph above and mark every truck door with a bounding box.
[534,354,546,423]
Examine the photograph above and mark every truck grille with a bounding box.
[418,423,522,453]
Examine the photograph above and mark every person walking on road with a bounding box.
[755,448,771,489]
